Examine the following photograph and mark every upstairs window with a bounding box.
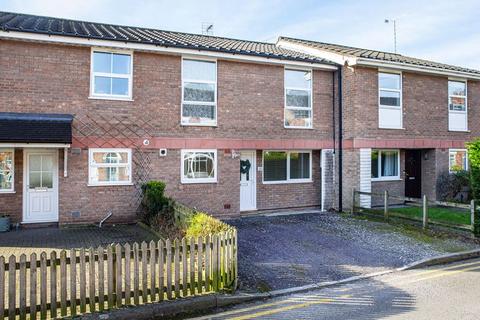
[0,149,14,192]
[284,69,312,128]
[448,80,468,131]
[182,59,217,126]
[91,50,132,99]
[371,150,400,180]
[449,149,468,172]
[378,72,402,129]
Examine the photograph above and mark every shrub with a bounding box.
[436,170,470,203]
[185,212,231,238]
[467,139,480,200]
[141,181,172,221]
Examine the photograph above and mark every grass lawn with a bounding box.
[386,206,471,225]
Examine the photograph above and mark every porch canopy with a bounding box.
[0,112,73,145]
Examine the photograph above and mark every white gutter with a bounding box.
[0,30,337,71]
[356,58,480,80]
[278,38,480,80]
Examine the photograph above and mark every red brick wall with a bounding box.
[0,39,334,222]
[256,150,321,211]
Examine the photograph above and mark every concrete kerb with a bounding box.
[78,248,480,320]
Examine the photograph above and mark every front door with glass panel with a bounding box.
[23,150,58,223]
[240,151,256,211]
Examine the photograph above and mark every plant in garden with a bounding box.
[467,139,480,200]
[141,180,173,221]
[436,170,470,202]
[185,212,231,237]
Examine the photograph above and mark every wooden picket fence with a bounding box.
[0,231,237,319]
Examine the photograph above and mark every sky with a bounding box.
[2,0,480,69]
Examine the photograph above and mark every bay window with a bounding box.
[371,150,400,180]
[90,50,132,99]
[0,149,14,192]
[378,72,402,129]
[181,150,217,183]
[263,151,312,183]
[284,69,312,128]
[182,59,217,126]
[88,149,132,186]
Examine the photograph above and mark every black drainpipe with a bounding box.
[337,67,343,212]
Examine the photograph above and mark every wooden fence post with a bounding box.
[422,195,428,229]
[384,190,389,221]
[471,199,480,237]
[0,256,5,319]
[351,188,356,214]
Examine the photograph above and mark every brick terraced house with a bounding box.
[0,11,478,226]
[0,12,338,225]
[278,37,480,209]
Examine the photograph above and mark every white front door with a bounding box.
[240,151,256,211]
[23,149,59,223]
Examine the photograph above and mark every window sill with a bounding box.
[88,183,134,187]
[181,123,218,127]
[0,190,16,194]
[284,126,314,130]
[262,179,313,185]
[371,178,402,182]
[378,127,405,130]
[181,180,218,184]
[89,96,134,102]
[448,129,470,133]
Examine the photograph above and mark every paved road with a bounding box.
[190,258,480,320]
[228,211,476,291]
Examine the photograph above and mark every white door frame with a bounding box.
[240,150,257,211]
[22,149,59,223]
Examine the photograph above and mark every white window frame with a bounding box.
[181,149,218,184]
[449,148,468,172]
[262,150,313,184]
[371,149,401,181]
[88,148,132,186]
[0,149,14,193]
[181,57,218,126]
[448,79,468,132]
[89,48,133,100]
[378,71,403,129]
[284,68,313,129]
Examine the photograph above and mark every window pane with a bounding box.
[285,70,311,89]
[93,152,129,164]
[94,167,130,182]
[381,151,398,177]
[449,96,466,111]
[379,73,400,90]
[29,155,41,171]
[448,81,466,96]
[380,90,400,106]
[285,109,311,127]
[29,172,41,189]
[450,150,467,171]
[0,152,13,172]
[183,60,216,81]
[290,152,310,179]
[94,76,111,95]
[182,104,216,124]
[112,78,129,96]
[263,152,287,181]
[184,82,215,102]
[93,52,111,73]
[112,53,131,74]
[42,172,53,188]
[371,151,379,178]
[183,152,215,179]
[0,171,12,190]
[41,155,53,172]
[286,89,310,108]
[0,151,13,190]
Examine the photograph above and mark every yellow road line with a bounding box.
[190,300,294,319]
[229,298,334,320]
[405,264,480,284]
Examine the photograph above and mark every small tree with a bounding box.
[141,181,172,221]
[467,139,480,200]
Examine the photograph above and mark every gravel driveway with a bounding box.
[229,211,478,292]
